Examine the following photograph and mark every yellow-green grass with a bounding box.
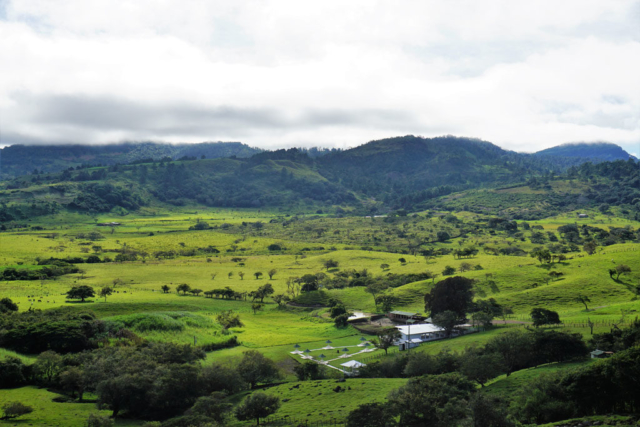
[0,348,36,364]
[230,378,407,425]
[0,386,141,426]
[483,359,595,398]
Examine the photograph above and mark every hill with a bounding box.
[535,142,637,162]
[0,141,262,180]
[0,136,638,222]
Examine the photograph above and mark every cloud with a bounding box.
[0,0,639,151]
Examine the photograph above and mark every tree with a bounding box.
[0,357,28,388]
[228,272,233,279]
[99,286,113,302]
[251,303,264,314]
[161,285,171,294]
[235,392,280,426]
[346,402,397,427]
[615,264,631,280]
[60,366,86,401]
[0,402,33,420]
[256,283,274,302]
[437,231,450,242]
[442,265,456,276]
[424,276,474,318]
[470,311,494,330]
[432,310,459,338]
[323,259,339,270]
[330,304,348,318]
[376,295,398,313]
[375,328,401,355]
[272,294,289,307]
[216,310,244,329]
[366,282,388,308]
[176,283,191,295]
[189,289,203,296]
[530,248,551,264]
[460,351,504,387]
[583,241,597,255]
[254,272,263,280]
[33,351,62,384]
[187,393,233,424]
[530,308,561,327]
[459,262,473,272]
[237,350,282,389]
[0,297,18,313]
[239,272,245,280]
[398,258,407,264]
[380,263,390,271]
[485,330,532,376]
[66,285,95,302]
[575,294,591,311]
[293,361,325,381]
[267,269,277,279]
[387,373,474,427]
[334,313,351,328]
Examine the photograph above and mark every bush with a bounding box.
[85,413,114,427]
[1,401,33,420]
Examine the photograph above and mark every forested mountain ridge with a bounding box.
[535,142,637,162]
[0,141,262,180]
[0,136,638,222]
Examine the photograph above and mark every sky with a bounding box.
[1,0,639,155]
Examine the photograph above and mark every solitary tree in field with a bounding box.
[615,264,631,280]
[237,350,282,389]
[380,263,390,271]
[530,308,561,327]
[66,285,95,303]
[211,273,217,280]
[575,294,591,311]
[99,287,113,302]
[161,285,170,293]
[398,258,407,265]
[254,272,263,280]
[251,303,263,314]
[323,259,339,270]
[235,392,280,426]
[228,272,233,279]
[238,272,245,280]
[268,269,277,280]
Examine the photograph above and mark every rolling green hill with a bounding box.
[535,142,637,162]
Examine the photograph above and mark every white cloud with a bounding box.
[0,0,639,151]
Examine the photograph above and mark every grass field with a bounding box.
[1,207,638,425]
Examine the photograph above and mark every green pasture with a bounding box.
[0,386,141,426]
[231,378,407,426]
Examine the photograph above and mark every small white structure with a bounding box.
[578,213,589,218]
[341,360,366,375]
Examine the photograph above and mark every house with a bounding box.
[388,311,425,322]
[578,214,589,218]
[395,323,446,350]
[590,349,614,359]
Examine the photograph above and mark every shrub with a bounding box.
[1,401,33,420]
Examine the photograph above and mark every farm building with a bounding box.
[578,213,589,218]
[395,323,476,350]
[388,311,425,322]
[590,349,614,359]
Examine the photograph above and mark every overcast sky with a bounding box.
[1,0,639,154]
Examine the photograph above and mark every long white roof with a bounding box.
[396,323,443,335]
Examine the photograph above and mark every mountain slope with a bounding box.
[535,142,636,162]
[0,142,262,180]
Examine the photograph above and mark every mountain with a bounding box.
[534,142,637,162]
[1,135,638,222]
[0,141,262,180]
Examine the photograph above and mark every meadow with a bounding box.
[1,207,638,425]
